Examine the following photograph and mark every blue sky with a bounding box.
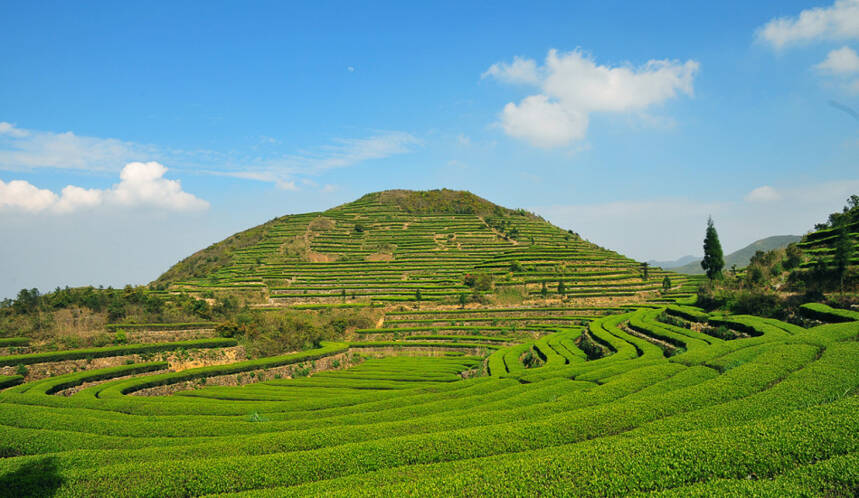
[1,1,858,298]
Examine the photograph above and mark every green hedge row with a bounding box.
[10,362,169,395]
[799,302,859,323]
[0,375,24,389]
[0,338,237,367]
[0,337,29,347]
[96,341,349,397]
[104,322,216,331]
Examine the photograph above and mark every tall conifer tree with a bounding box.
[701,216,725,279]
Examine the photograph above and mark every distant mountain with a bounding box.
[647,255,699,269]
[671,235,802,275]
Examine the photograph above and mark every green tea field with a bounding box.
[1,190,856,496]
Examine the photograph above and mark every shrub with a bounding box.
[113,330,127,344]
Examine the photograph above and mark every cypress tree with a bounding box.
[701,216,725,279]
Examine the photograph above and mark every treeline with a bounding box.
[216,308,377,357]
[0,285,242,337]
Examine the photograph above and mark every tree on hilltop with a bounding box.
[701,216,725,279]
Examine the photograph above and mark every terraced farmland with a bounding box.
[1,299,857,496]
[1,189,857,496]
[157,189,698,306]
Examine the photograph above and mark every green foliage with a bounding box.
[833,226,853,289]
[112,330,127,345]
[701,216,725,279]
[463,273,493,291]
[783,243,802,270]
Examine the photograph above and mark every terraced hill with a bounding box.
[798,221,859,269]
[155,189,696,305]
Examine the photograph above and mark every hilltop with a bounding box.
[154,189,695,306]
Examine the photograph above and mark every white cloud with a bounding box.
[0,179,58,212]
[456,134,471,146]
[0,161,208,214]
[484,49,699,148]
[321,184,338,193]
[347,66,355,72]
[501,95,588,147]
[757,0,859,50]
[107,162,208,211]
[482,56,541,85]
[54,185,104,213]
[816,46,859,73]
[745,185,782,202]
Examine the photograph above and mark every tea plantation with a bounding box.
[1,190,856,496]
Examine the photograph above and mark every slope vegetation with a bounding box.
[156,189,694,305]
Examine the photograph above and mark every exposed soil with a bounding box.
[125,328,216,343]
[131,350,360,396]
[621,323,676,355]
[0,346,246,382]
[54,368,170,396]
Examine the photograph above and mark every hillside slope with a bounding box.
[673,235,801,275]
[155,189,693,305]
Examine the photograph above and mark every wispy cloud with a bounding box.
[0,121,420,191]
[218,131,421,189]
[0,122,157,172]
